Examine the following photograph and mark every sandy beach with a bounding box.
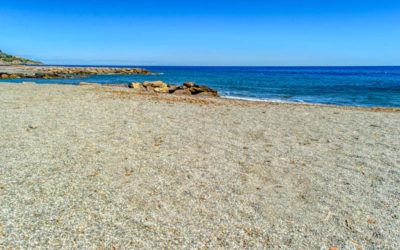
[0,83,399,249]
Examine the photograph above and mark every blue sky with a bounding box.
[1,0,399,66]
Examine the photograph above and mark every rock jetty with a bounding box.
[128,81,219,97]
[0,65,151,79]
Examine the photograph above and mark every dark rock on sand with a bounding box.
[194,91,220,97]
[189,85,219,96]
[183,81,196,88]
[168,85,180,93]
[174,89,192,95]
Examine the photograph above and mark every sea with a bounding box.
[1,66,400,107]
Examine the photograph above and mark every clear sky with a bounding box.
[1,0,399,66]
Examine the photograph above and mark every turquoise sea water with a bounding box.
[1,66,400,107]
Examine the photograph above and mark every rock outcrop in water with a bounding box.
[0,65,151,79]
[128,81,219,97]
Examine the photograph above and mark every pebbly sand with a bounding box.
[0,83,399,249]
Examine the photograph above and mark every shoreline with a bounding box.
[1,64,399,109]
[221,95,400,112]
[2,81,399,112]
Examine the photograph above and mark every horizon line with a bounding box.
[43,64,400,67]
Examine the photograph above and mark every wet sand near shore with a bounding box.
[0,83,399,248]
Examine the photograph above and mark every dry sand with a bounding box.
[0,83,399,249]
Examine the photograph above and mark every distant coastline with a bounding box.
[0,50,42,65]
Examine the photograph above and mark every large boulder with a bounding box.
[168,85,180,93]
[145,86,155,93]
[189,85,218,96]
[154,86,170,93]
[143,81,167,88]
[183,81,197,88]
[174,89,192,95]
[195,91,219,97]
[128,82,145,90]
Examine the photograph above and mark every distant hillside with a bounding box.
[0,50,42,65]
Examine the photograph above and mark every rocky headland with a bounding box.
[0,50,42,65]
[0,65,151,79]
[0,50,150,78]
